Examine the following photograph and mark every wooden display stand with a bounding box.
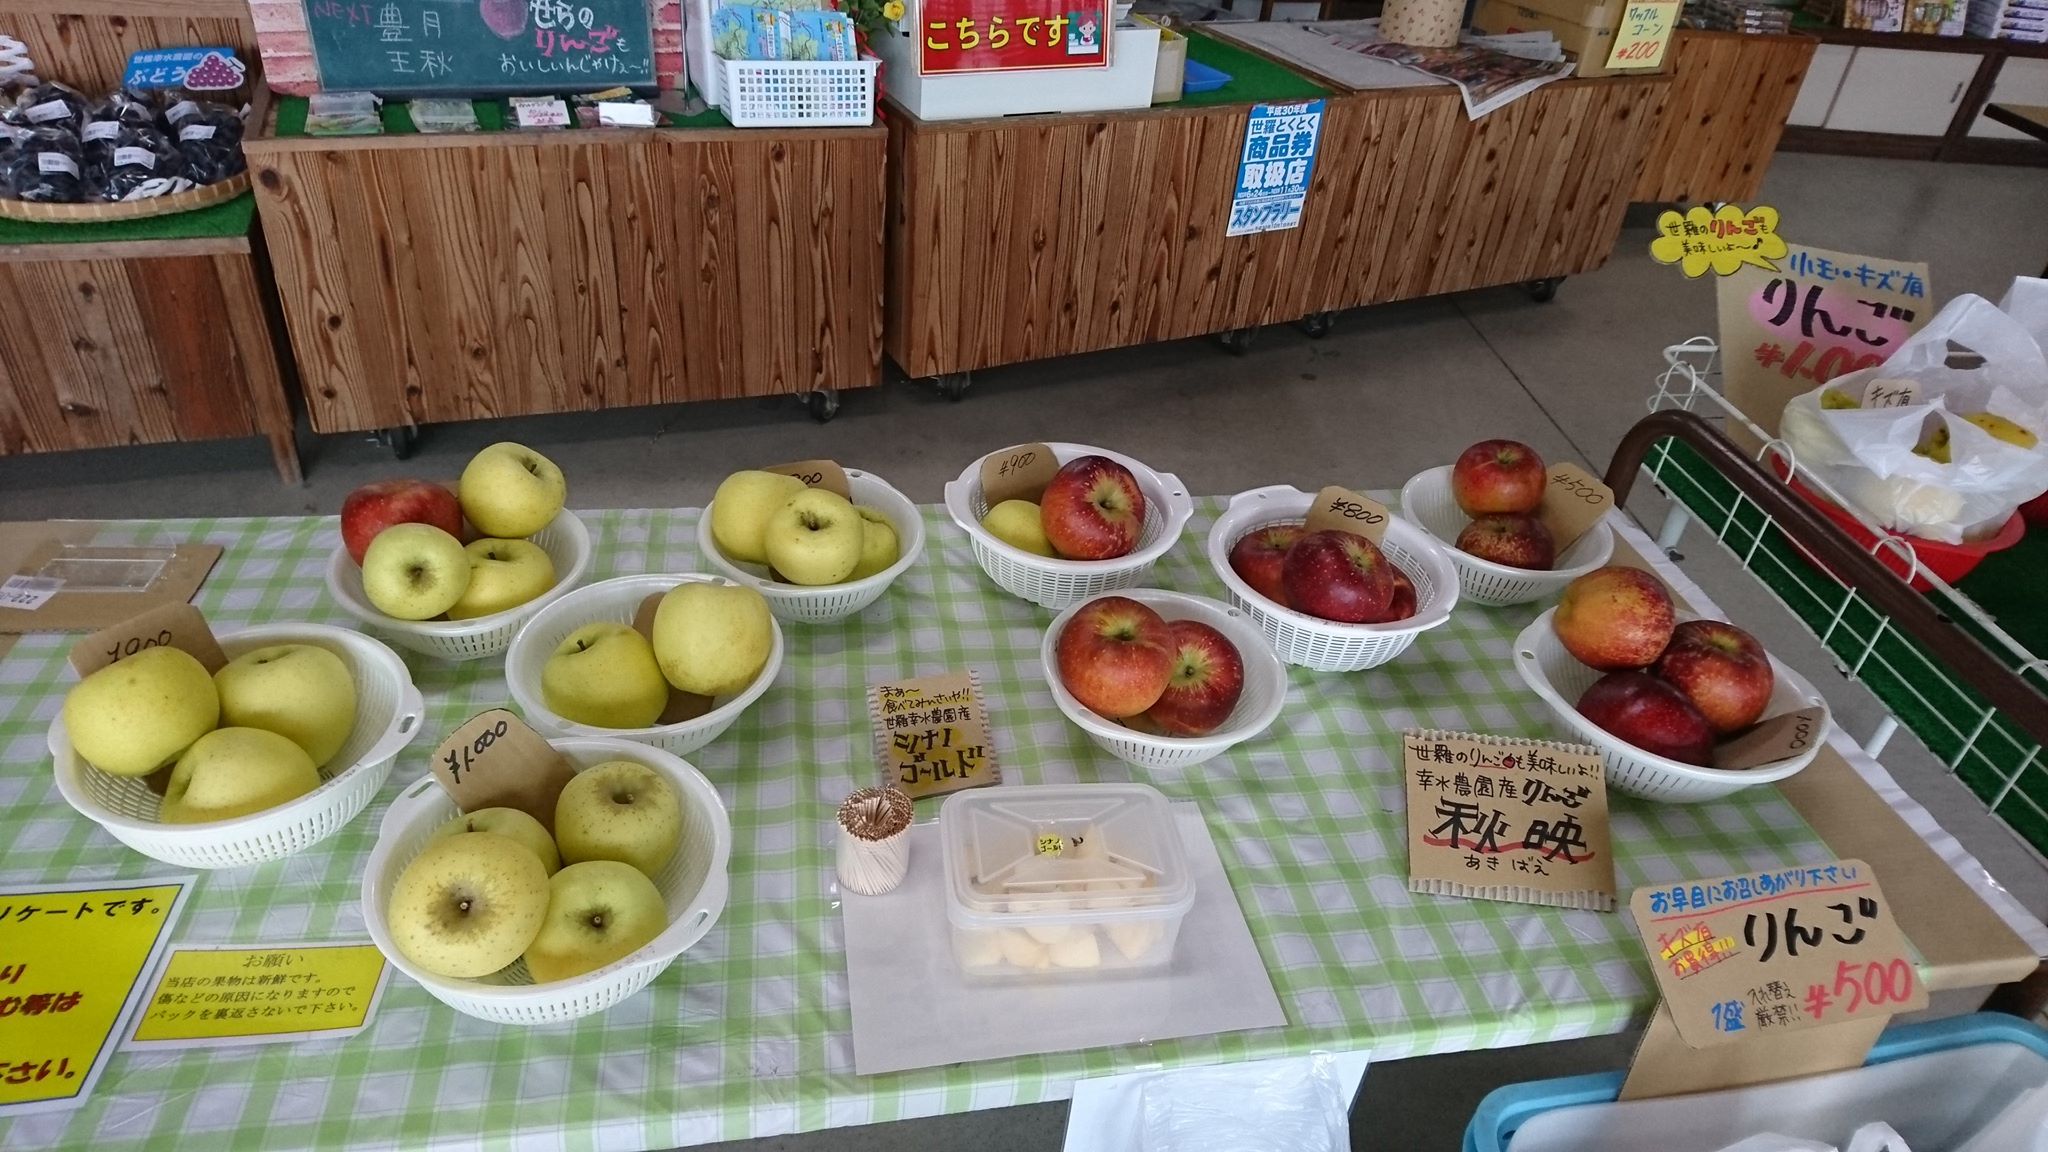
[0,4,302,483]
[1634,30,1819,204]
[245,117,885,436]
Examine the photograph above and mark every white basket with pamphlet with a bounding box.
[718,56,879,127]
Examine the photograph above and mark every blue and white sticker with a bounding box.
[1227,100,1324,239]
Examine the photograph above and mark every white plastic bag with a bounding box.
[1778,292,2048,543]
[1137,1051,1349,1152]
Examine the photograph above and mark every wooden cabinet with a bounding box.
[1634,30,1816,204]
[1823,46,1983,135]
[1973,56,2048,138]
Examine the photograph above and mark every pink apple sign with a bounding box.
[183,51,248,91]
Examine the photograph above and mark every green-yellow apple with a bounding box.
[651,582,772,696]
[849,506,901,580]
[554,760,682,877]
[541,622,668,729]
[522,860,668,983]
[387,831,550,979]
[159,727,322,824]
[362,523,471,620]
[64,646,220,777]
[446,538,556,621]
[459,442,566,539]
[763,488,863,586]
[213,644,357,768]
[981,499,1057,557]
[430,806,561,875]
[710,471,805,564]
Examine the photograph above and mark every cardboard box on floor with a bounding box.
[1471,0,1670,78]
[0,521,220,661]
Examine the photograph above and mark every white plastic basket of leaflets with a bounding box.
[687,0,879,126]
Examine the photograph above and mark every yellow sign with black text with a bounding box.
[131,943,389,1047]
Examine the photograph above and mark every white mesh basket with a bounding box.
[1205,485,1460,673]
[943,443,1194,611]
[1040,590,1289,772]
[698,470,926,624]
[50,624,426,869]
[1398,465,1617,607]
[325,510,593,663]
[1513,608,1831,803]
[505,574,784,757]
[718,57,878,127]
[362,737,731,1026]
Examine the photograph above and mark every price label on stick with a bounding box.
[980,443,1059,507]
[1536,462,1614,552]
[429,710,578,831]
[1303,485,1390,545]
[764,459,851,500]
[1630,859,1926,1048]
[70,602,227,677]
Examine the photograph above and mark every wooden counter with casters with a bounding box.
[1634,30,1818,205]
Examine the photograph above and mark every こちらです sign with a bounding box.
[919,0,1112,74]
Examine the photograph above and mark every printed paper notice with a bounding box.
[1227,100,1324,238]
[0,877,193,1116]
[1404,730,1614,911]
[868,670,998,800]
[129,943,389,1049]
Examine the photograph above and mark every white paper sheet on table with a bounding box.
[842,804,1286,1077]
[1062,1050,1371,1152]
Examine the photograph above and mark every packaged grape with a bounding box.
[91,88,162,128]
[87,123,186,202]
[173,102,246,185]
[16,81,89,130]
[4,126,85,202]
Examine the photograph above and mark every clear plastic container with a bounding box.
[939,783,1195,978]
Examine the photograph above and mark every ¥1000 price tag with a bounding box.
[1629,859,1926,1048]
[428,709,578,832]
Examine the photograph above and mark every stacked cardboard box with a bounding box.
[1471,0,1669,77]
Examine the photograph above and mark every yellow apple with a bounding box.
[554,760,682,878]
[764,488,863,585]
[541,622,668,729]
[1964,411,2038,449]
[64,646,220,777]
[459,442,566,539]
[214,643,357,768]
[160,727,322,824]
[362,523,471,620]
[430,807,561,875]
[981,499,1057,557]
[522,860,668,983]
[387,831,550,979]
[710,471,806,565]
[849,506,901,580]
[650,582,772,697]
[446,538,556,620]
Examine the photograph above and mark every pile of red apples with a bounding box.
[1449,439,1557,570]
[1054,598,1245,738]
[1227,526,1417,625]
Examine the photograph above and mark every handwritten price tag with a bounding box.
[1713,706,1828,770]
[764,459,851,500]
[1537,462,1614,551]
[1303,485,1390,544]
[1606,0,1680,70]
[70,602,227,677]
[428,710,578,831]
[980,443,1059,507]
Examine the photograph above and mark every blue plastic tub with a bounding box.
[1463,1013,2048,1152]
[1182,59,1231,94]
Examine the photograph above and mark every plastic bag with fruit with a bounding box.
[1778,290,2048,544]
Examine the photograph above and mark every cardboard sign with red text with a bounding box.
[429,710,578,832]
[1304,486,1390,545]
[980,443,1059,507]
[1404,731,1614,911]
[1536,463,1613,552]
[919,0,1111,75]
[70,603,227,677]
[764,460,851,500]
[1630,859,1926,1048]
[868,670,998,799]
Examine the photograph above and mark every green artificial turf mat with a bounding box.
[0,191,254,246]
[1956,530,2048,659]
[1181,28,1333,108]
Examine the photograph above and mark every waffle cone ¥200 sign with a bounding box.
[918,0,1111,74]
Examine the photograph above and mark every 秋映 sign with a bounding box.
[1404,730,1615,911]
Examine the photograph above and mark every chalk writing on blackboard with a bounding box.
[306,0,656,96]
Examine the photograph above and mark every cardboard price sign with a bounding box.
[980,443,1059,507]
[1630,859,1926,1048]
[764,459,852,500]
[867,670,998,799]
[1536,462,1613,552]
[429,710,578,831]
[70,602,227,677]
[1605,0,1680,70]
[1303,485,1390,545]
[1403,731,1615,912]
[1713,706,1828,771]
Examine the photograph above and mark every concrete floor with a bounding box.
[4,150,2047,1149]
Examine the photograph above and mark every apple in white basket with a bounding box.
[1040,456,1146,560]
[1282,529,1395,624]
[63,646,220,777]
[541,622,669,730]
[710,471,806,565]
[981,499,1057,557]
[159,727,322,824]
[849,506,901,580]
[1056,595,1176,718]
[522,861,669,983]
[1455,513,1556,571]
[341,480,463,566]
[387,831,551,979]
[554,760,683,878]
[763,488,863,586]
[1227,523,1305,607]
[1142,620,1245,737]
[459,442,566,539]
[214,643,357,768]
[1451,439,1547,516]
[431,806,561,875]
[362,523,472,620]
[651,582,774,697]
[1379,564,1418,623]
[1651,619,1775,734]
[445,538,556,620]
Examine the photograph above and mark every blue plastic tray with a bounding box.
[1182,59,1231,94]
[1462,1013,2048,1152]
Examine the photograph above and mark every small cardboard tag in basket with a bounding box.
[1303,485,1390,545]
[980,444,1059,507]
[429,709,579,832]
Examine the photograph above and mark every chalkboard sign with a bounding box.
[305,0,656,95]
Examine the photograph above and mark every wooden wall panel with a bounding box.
[249,130,884,434]
[886,75,1669,379]
[0,11,263,92]
[1635,30,1816,204]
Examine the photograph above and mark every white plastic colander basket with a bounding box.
[362,737,731,1026]
[1206,485,1459,672]
[1399,465,1616,607]
[325,509,592,663]
[944,443,1194,611]
[50,623,425,869]
[697,470,926,624]
[1041,590,1289,772]
[718,57,879,127]
[505,574,784,756]
[1513,608,1832,803]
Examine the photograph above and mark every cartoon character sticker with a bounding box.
[1066,12,1100,54]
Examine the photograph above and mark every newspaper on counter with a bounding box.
[1306,19,1575,118]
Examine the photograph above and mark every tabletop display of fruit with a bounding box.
[1005,456,1148,561]
[651,581,775,697]
[709,471,902,586]
[1447,439,1557,571]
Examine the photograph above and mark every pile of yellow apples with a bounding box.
[707,471,900,585]
[539,580,775,730]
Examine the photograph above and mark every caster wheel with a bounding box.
[1523,278,1562,304]
[373,425,419,460]
[1297,312,1335,339]
[806,389,841,423]
[1217,327,1257,356]
[934,373,971,401]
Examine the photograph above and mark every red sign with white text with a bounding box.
[918,0,1112,74]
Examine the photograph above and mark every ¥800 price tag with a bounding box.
[428,709,577,832]
[1303,485,1389,545]
[1629,859,1926,1048]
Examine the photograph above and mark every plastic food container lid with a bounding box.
[939,783,1193,921]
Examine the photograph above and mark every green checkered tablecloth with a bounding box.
[0,501,1834,1150]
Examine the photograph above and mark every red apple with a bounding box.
[1554,566,1675,671]
[1452,439,1547,516]
[1377,564,1418,623]
[1577,671,1715,766]
[1652,620,1774,734]
[1143,620,1245,736]
[341,480,464,566]
[1282,530,1396,623]
[1056,596,1175,718]
[1455,513,1556,570]
[1040,456,1147,560]
[1228,524,1304,607]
